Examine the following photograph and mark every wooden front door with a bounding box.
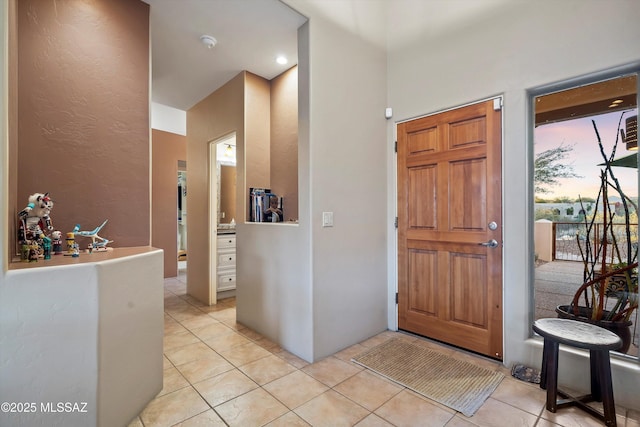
[397,99,503,360]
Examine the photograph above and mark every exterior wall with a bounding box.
[15,0,150,250]
[534,220,553,263]
[386,0,640,410]
[186,72,245,305]
[152,129,186,278]
[271,66,299,221]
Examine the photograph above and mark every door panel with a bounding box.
[408,166,437,228]
[398,99,503,360]
[408,249,438,314]
[449,158,486,230]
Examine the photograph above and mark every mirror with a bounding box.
[218,164,236,225]
[215,135,236,229]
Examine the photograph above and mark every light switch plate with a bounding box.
[322,212,333,227]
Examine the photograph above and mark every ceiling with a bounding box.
[144,0,513,111]
[144,0,306,111]
[535,75,637,126]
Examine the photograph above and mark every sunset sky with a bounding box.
[534,109,638,200]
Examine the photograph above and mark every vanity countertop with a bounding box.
[217,229,236,235]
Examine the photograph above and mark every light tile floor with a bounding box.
[128,274,640,427]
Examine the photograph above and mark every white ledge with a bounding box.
[0,247,164,427]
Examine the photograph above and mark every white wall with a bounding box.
[151,102,186,136]
[237,23,314,361]
[0,250,164,427]
[306,15,388,360]
[386,0,640,410]
[238,11,389,361]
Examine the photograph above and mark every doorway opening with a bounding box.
[177,160,187,273]
[209,133,237,303]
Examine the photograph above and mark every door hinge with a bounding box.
[394,217,398,228]
[394,141,397,153]
[395,292,399,304]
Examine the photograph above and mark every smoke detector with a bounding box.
[200,35,218,49]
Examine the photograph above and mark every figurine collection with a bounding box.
[17,192,112,262]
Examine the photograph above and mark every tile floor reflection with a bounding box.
[128,273,640,427]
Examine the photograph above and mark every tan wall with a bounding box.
[152,129,186,278]
[15,0,150,251]
[187,69,299,305]
[534,220,554,262]
[245,72,271,213]
[270,66,299,221]
[187,72,245,305]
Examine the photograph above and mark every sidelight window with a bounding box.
[532,72,639,359]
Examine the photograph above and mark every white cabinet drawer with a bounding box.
[218,253,236,267]
[217,273,236,291]
[217,235,236,248]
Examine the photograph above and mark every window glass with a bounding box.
[533,74,638,358]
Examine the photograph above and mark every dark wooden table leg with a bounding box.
[545,339,560,412]
[590,349,602,402]
[540,339,548,390]
[596,350,617,427]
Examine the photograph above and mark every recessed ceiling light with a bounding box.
[276,56,288,65]
[200,35,217,49]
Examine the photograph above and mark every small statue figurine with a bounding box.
[51,230,63,255]
[72,243,80,258]
[18,193,54,242]
[28,241,39,262]
[65,232,76,256]
[18,192,54,259]
[42,236,52,260]
[72,220,112,251]
[21,243,30,262]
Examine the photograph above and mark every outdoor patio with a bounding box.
[534,259,639,358]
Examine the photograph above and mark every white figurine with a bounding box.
[18,192,54,242]
[72,220,113,250]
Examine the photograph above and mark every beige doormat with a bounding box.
[352,338,504,417]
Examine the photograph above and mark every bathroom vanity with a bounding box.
[216,230,236,295]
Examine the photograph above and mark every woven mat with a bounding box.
[352,338,504,417]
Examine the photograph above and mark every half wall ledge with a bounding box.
[1,247,164,427]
